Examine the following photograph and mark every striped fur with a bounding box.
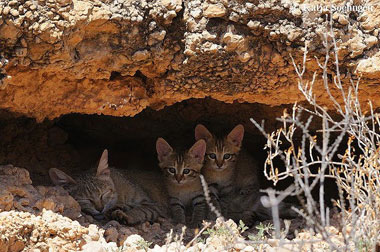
[156,138,207,228]
[195,124,261,221]
[49,149,168,225]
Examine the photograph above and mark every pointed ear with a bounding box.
[227,124,244,148]
[189,139,206,163]
[97,149,110,177]
[195,124,213,142]
[156,138,173,162]
[49,168,76,186]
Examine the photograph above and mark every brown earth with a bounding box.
[0,0,380,121]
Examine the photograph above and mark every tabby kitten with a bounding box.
[195,124,296,225]
[49,149,167,225]
[156,138,207,228]
[195,124,259,209]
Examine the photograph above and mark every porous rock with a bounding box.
[0,0,379,121]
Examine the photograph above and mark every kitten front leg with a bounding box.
[218,185,235,217]
[190,195,207,228]
[110,208,130,224]
[169,197,186,224]
[109,202,161,225]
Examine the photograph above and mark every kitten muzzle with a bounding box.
[175,174,184,183]
[216,160,224,168]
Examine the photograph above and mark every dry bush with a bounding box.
[251,20,380,251]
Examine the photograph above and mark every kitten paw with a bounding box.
[111,209,132,225]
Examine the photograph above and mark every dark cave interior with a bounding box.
[0,98,341,206]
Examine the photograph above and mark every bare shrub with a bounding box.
[251,20,380,251]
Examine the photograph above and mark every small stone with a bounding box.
[238,52,251,62]
[338,15,349,25]
[365,36,378,48]
[10,9,19,16]
[229,12,239,22]
[40,22,51,31]
[132,50,150,61]
[15,47,28,57]
[184,49,195,56]
[3,6,11,15]
[244,245,255,252]
[291,8,302,16]
[287,30,301,42]
[247,20,260,29]
[8,0,18,6]
[0,191,13,211]
[88,224,100,241]
[222,32,246,51]
[57,0,72,6]
[82,241,106,252]
[234,242,246,250]
[123,234,145,247]
[332,12,340,20]
[203,3,226,18]
[161,0,182,10]
[190,9,202,19]
[25,11,33,19]
[24,1,33,7]
[150,30,166,41]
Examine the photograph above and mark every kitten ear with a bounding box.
[97,149,110,177]
[49,168,77,185]
[189,139,206,163]
[195,124,213,142]
[227,124,244,148]
[156,138,173,162]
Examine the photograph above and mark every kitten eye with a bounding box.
[183,169,190,175]
[223,154,232,160]
[208,153,216,159]
[168,168,176,174]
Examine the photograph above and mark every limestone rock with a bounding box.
[0,0,378,123]
[0,210,108,251]
[0,165,80,219]
[203,3,226,18]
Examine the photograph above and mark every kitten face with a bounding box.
[195,124,244,171]
[49,149,118,220]
[156,138,206,185]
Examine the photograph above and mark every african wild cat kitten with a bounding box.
[156,138,207,228]
[195,124,296,225]
[195,124,260,191]
[194,124,260,220]
[49,149,167,225]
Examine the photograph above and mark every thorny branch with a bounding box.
[251,17,380,251]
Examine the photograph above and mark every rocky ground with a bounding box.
[0,164,357,251]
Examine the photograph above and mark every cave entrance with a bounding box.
[0,98,288,185]
[0,98,339,203]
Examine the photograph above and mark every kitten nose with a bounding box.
[175,175,182,183]
[216,160,224,168]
